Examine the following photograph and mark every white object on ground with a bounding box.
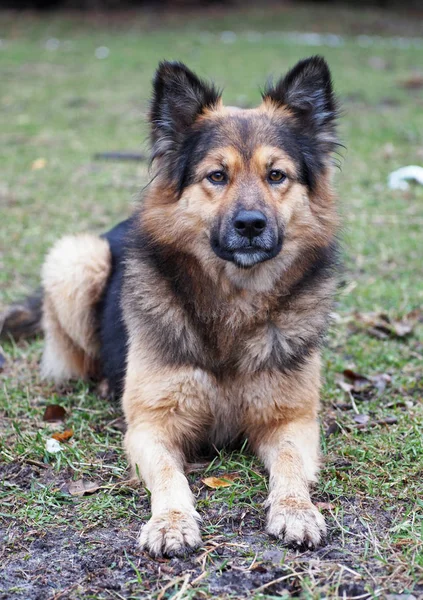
[388,165,423,190]
[46,438,62,453]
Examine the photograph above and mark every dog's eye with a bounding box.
[207,171,227,185]
[267,170,287,184]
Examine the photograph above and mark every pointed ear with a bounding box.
[150,61,221,159]
[263,56,338,151]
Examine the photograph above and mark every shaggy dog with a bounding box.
[5,56,340,557]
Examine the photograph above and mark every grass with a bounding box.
[1,3,423,598]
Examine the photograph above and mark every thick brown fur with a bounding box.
[38,56,340,557]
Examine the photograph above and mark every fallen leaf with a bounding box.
[400,74,423,90]
[315,502,335,511]
[202,476,237,489]
[343,369,372,391]
[31,158,47,170]
[370,372,391,395]
[52,429,73,442]
[354,414,370,426]
[46,438,62,453]
[338,369,391,401]
[67,479,102,497]
[353,311,416,340]
[43,405,66,422]
[106,417,126,433]
[326,420,340,437]
[375,416,398,426]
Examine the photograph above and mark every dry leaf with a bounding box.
[370,373,391,395]
[376,416,398,426]
[106,417,126,433]
[353,311,416,340]
[343,369,372,391]
[67,479,101,497]
[326,420,340,437]
[354,414,370,426]
[338,369,391,401]
[43,405,66,422]
[315,502,335,511]
[52,429,73,442]
[202,476,236,489]
[31,158,47,170]
[400,74,423,90]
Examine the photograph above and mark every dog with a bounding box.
[3,56,340,557]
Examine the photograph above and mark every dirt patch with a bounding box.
[1,460,417,599]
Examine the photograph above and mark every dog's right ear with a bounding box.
[150,61,221,160]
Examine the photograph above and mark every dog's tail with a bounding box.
[0,288,43,341]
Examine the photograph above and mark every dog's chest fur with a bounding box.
[123,235,335,379]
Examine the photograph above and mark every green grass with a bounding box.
[1,5,423,599]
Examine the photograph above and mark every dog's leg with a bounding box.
[125,422,201,557]
[123,357,211,557]
[254,417,326,548]
[246,352,326,548]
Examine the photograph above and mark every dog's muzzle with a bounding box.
[211,209,283,268]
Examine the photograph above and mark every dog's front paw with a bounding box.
[266,497,326,549]
[139,509,202,558]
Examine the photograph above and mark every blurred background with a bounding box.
[1,0,423,311]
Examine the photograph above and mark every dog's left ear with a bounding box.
[150,61,221,159]
[263,56,338,151]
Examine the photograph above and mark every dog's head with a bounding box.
[142,57,339,288]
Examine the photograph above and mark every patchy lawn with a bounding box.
[1,4,423,599]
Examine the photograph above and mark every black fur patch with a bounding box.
[150,61,221,191]
[263,55,339,189]
[98,218,135,398]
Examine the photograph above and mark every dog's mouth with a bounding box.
[211,238,283,269]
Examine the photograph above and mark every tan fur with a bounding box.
[41,234,111,382]
[123,345,325,553]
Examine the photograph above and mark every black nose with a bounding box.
[233,210,267,239]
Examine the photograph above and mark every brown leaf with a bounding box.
[400,74,423,90]
[67,479,102,497]
[52,429,73,442]
[376,416,398,426]
[43,405,66,422]
[353,311,416,340]
[315,502,335,511]
[338,369,391,401]
[202,476,237,489]
[326,420,340,437]
[109,417,126,432]
[390,320,413,337]
[343,369,372,391]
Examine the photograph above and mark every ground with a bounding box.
[1,3,423,599]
